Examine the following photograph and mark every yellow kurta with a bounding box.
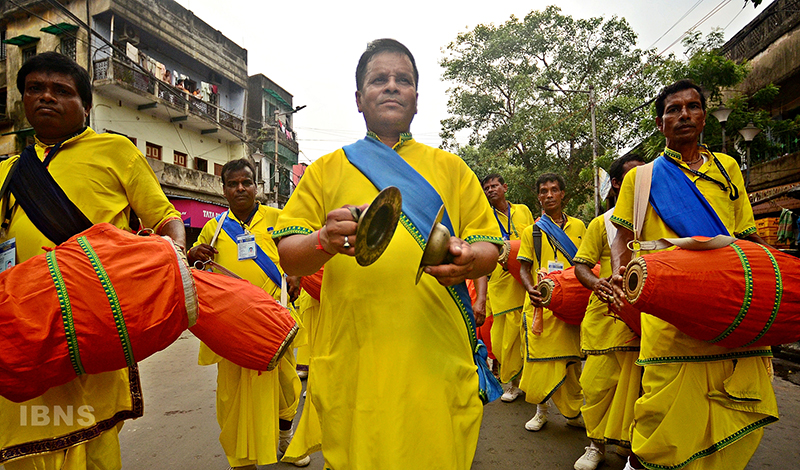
[194,204,301,467]
[516,216,585,417]
[273,137,502,470]
[487,202,534,383]
[611,150,778,469]
[0,128,181,469]
[573,212,641,447]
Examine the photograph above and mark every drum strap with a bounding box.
[1,144,92,245]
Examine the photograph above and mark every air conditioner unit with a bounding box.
[119,24,139,46]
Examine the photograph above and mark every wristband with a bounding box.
[316,229,335,255]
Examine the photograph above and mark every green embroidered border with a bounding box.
[582,346,640,355]
[610,215,633,232]
[635,348,772,366]
[743,245,782,347]
[400,213,426,250]
[736,226,757,238]
[464,234,503,245]
[572,256,596,266]
[640,416,778,470]
[77,236,135,367]
[710,243,752,344]
[46,251,85,376]
[493,306,523,317]
[271,226,313,239]
[517,255,533,264]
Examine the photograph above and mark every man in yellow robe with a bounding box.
[0,52,185,470]
[571,154,644,470]
[610,79,778,470]
[272,39,503,469]
[517,173,586,433]
[478,174,533,402]
[187,158,309,468]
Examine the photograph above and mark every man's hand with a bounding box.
[424,237,501,287]
[286,275,302,303]
[318,204,368,256]
[526,284,545,308]
[610,265,627,310]
[473,297,487,326]
[591,277,614,303]
[187,243,217,266]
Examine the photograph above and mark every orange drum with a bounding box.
[624,239,800,348]
[608,301,642,337]
[536,264,599,325]
[190,269,298,371]
[300,267,324,301]
[505,240,524,286]
[0,224,194,403]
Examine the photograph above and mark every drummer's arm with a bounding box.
[473,276,488,326]
[519,259,544,307]
[160,219,187,253]
[744,232,771,247]
[610,226,634,309]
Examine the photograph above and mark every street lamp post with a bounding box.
[739,122,761,188]
[711,106,733,154]
[538,85,600,216]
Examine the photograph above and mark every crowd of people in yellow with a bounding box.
[0,37,780,470]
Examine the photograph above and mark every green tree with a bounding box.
[440,6,670,219]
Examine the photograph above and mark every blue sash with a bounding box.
[343,137,503,404]
[217,211,283,288]
[650,156,729,237]
[535,214,578,263]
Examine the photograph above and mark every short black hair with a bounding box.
[608,154,645,184]
[356,39,419,92]
[17,52,93,108]
[481,173,505,186]
[654,79,706,118]
[221,158,256,185]
[536,173,565,192]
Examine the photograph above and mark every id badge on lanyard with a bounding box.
[237,233,257,261]
[547,259,564,273]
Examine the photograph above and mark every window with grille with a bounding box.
[22,47,36,62]
[195,157,208,173]
[1,31,6,60]
[174,151,187,167]
[214,163,223,176]
[145,142,162,160]
[60,36,76,60]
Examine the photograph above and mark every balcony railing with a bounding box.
[93,57,244,134]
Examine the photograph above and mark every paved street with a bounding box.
[6,332,796,469]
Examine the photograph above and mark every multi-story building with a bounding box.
[247,73,300,206]
[1,0,302,241]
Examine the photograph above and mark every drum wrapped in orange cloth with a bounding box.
[623,239,800,348]
[0,223,297,403]
[300,267,324,301]
[535,264,599,325]
[0,223,195,403]
[189,269,298,371]
[504,239,524,286]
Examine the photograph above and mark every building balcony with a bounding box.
[92,57,245,141]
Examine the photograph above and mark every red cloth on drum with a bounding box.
[190,269,298,371]
[628,239,800,348]
[0,224,190,403]
[505,240,524,286]
[300,267,323,301]
[541,265,599,325]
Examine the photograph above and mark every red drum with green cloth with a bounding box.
[0,224,298,403]
[0,223,195,403]
[623,238,800,348]
[536,264,599,325]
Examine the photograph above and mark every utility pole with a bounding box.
[271,105,306,206]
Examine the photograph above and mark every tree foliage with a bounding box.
[440,6,670,219]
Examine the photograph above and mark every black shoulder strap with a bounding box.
[532,224,542,270]
[3,144,93,245]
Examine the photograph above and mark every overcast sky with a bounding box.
[176,0,773,163]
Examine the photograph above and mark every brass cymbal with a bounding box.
[415,205,453,284]
[354,186,403,267]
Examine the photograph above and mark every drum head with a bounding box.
[537,278,555,306]
[624,257,648,304]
